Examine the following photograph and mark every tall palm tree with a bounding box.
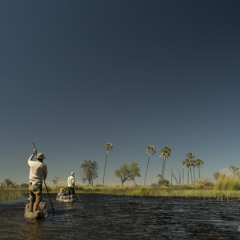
[192,160,197,183]
[186,153,195,184]
[103,142,113,185]
[184,158,191,184]
[195,158,204,179]
[181,160,186,185]
[144,145,156,185]
[159,146,172,180]
[229,165,239,178]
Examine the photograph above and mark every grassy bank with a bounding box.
[48,184,240,199]
[3,176,240,201]
[0,188,26,202]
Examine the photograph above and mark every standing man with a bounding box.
[67,172,75,200]
[28,147,47,212]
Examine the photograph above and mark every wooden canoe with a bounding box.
[24,202,48,219]
[56,196,74,202]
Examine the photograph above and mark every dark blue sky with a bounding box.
[1,0,240,185]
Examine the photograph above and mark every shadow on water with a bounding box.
[1,194,240,239]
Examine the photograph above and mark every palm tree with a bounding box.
[192,160,197,183]
[186,153,195,184]
[159,146,172,180]
[103,142,113,185]
[181,160,186,185]
[144,145,156,185]
[229,165,239,178]
[184,159,191,184]
[195,158,204,179]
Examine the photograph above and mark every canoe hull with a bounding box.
[24,202,48,219]
[56,197,74,203]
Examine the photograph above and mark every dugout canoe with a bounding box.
[56,196,74,202]
[24,201,48,219]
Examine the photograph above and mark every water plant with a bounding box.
[0,188,25,202]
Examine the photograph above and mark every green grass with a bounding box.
[0,188,26,202]
[48,184,240,199]
[3,178,240,202]
[214,175,240,191]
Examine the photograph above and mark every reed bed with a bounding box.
[0,188,26,202]
[46,184,240,199]
[3,179,240,202]
[214,175,240,191]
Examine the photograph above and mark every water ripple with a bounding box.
[0,194,240,239]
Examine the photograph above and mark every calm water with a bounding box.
[0,194,240,239]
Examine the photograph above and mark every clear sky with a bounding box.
[1,0,240,186]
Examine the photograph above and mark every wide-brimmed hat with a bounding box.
[36,153,46,160]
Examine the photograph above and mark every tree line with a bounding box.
[79,143,205,186]
[0,178,28,188]
[0,143,205,188]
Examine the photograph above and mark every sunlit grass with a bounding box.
[3,179,240,201]
[0,188,26,202]
[45,184,240,199]
[214,175,240,191]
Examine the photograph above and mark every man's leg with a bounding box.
[71,188,74,199]
[33,200,40,212]
[33,185,42,212]
[71,188,75,200]
[29,187,35,212]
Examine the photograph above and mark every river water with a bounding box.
[0,194,240,239]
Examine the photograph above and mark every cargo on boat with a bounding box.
[56,195,74,202]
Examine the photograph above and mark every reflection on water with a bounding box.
[21,219,44,240]
[0,194,240,239]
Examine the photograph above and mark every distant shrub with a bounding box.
[158,179,169,186]
[151,183,158,187]
[195,178,214,187]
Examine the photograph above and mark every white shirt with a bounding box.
[28,154,47,185]
[67,175,75,187]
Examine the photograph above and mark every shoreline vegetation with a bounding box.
[0,188,25,202]
[2,176,240,202]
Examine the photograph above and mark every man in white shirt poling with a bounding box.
[67,172,75,200]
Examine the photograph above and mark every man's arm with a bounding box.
[28,148,37,164]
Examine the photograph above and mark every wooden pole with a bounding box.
[44,180,55,216]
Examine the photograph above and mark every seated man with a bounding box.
[57,188,66,197]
